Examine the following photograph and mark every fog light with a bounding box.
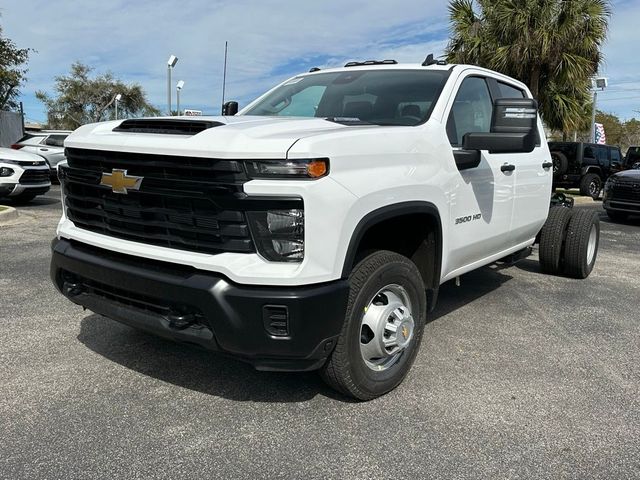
[247,209,304,262]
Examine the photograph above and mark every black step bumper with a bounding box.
[51,238,349,371]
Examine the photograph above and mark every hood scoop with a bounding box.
[113,119,224,135]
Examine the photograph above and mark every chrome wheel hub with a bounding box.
[360,285,414,371]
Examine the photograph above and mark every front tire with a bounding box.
[320,250,427,400]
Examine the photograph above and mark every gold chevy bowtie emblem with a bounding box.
[100,169,143,194]
[401,325,409,339]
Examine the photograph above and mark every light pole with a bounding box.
[590,76,608,143]
[167,55,178,115]
[114,93,122,120]
[176,80,184,116]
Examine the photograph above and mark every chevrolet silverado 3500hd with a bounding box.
[51,59,599,400]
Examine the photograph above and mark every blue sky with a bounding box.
[2,0,639,124]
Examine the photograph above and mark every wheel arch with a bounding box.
[340,201,443,311]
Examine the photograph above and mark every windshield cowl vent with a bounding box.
[113,119,224,135]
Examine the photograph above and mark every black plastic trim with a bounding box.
[51,238,349,371]
[113,119,224,135]
[340,201,442,310]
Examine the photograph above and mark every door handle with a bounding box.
[39,148,49,151]
[542,162,553,169]
[500,164,516,172]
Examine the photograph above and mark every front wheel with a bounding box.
[320,250,427,400]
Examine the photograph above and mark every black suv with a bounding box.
[549,141,624,199]
[603,164,640,221]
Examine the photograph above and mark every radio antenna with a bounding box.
[221,41,228,114]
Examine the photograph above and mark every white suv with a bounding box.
[12,130,72,177]
[50,60,599,399]
[0,147,51,203]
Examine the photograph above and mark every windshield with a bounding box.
[242,69,449,126]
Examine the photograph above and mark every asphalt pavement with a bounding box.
[1,186,639,479]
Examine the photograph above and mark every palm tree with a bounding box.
[445,0,611,134]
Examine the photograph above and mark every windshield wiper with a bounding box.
[325,117,375,126]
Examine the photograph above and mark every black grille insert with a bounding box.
[62,148,254,255]
[19,169,50,185]
[610,182,640,203]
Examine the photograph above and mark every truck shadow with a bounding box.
[77,314,351,403]
[77,265,516,403]
[430,266,514,322]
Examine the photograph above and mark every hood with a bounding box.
[64,115,370,158]
[0,147,47,163]
[612,169,640,180]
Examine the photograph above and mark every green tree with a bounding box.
[36,62,159,129]
[445,0,610,133]
[0,24,33,110]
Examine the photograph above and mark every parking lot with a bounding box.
[1,185,639,479]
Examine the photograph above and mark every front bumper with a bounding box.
[0,163,50,197]
[51,238,350,371]
[603,199,640,214]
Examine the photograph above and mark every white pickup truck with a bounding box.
[51,59,599,400]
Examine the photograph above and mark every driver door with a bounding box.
[445,75,516,272]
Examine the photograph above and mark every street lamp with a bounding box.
[167,55,178,115]
[115,93,122,120]
[590,76,608,143]
[176,80,184,116]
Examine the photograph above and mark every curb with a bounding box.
[0,206,19,223]
[567,195,601,205]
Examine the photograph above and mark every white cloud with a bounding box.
[2,0,449,119]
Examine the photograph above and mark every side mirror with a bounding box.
[222,101,238,116]
[462,98,538,154]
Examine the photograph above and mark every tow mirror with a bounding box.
[462,98,538,154]
[222,101,239,116]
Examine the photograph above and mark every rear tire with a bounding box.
[606,210,628,222]
[320,250,427,401]
[563,210,600,279]
[539,207,573,274]
[579,174,602,200]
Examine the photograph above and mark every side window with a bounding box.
[597,146,609,165]
[447,77,493,146]
[583,146,595,159]
[496,82,525,99]
[610,149,621,165]
[44,135,67,147]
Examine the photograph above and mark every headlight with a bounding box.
[0,158,46,166]
[244,158,329,179]
[0,167,14,177]
[247,209,304,262]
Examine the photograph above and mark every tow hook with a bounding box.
[168,311,197,330]
[62,281,84,297]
